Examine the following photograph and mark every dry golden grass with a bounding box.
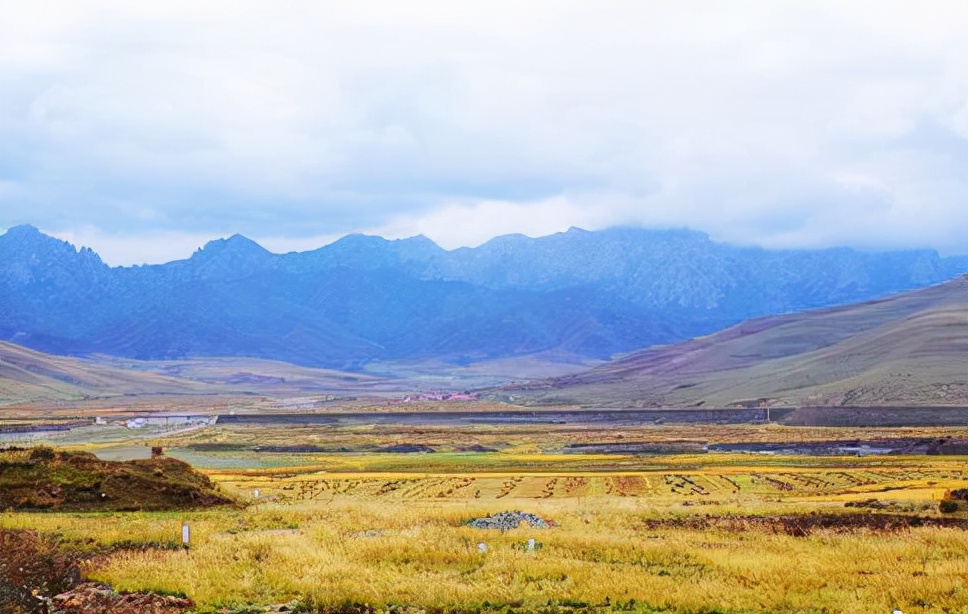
[3,421,966,612]
[3,492,965,613]
[4,455,966,613]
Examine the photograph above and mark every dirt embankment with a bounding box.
[0,529,193,614]
[0,529,83,613]
[0,447,233,511]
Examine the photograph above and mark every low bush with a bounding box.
[938,500,959,514]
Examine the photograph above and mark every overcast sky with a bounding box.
[1,1,965,265]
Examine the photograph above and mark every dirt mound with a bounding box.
[643,513,966,536]
[0,529,193,614]
[466,511,553,530]
[0,447,233,511]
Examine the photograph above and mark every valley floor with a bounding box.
[1,417,966,613]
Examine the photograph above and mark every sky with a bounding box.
[0,1,965,266]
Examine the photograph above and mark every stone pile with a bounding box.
[466,511,552,530]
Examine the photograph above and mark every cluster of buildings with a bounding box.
[94,415,218,429]
[398,392,477,403]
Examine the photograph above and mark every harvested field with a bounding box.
[206,462,966,505]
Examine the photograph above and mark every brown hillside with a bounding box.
[0,342,214,404]
[0,341,385,406]
[506,276,968,408]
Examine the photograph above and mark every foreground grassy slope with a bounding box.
[3,453,964,613]
[508,275,968,407]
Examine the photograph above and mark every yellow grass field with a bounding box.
[2,422,966,613]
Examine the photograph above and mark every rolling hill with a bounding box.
[0,341,387,406]
[501,275,968,408]
[0,341,212,403]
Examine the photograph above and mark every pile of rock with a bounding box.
[466,511,553,530]
[51,582,192,613]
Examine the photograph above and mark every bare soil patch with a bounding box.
[0,529,83,614]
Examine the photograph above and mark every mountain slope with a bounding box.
[1,224,965,368]
[0,340,213,403]
[503,276,968,408]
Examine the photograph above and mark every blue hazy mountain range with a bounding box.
[1,224,965,369]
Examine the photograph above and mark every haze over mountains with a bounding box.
[1,224,966,370]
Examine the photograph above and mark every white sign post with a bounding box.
[181,521,190,549]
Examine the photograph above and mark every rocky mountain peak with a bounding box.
[195,234,270,258]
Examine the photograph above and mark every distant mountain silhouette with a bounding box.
[1,224,965,368]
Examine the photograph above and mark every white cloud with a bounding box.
[365,196,614,249]
[0,0,965,257]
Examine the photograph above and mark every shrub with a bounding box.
[938,500,959,514]
[28,447,56,462]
